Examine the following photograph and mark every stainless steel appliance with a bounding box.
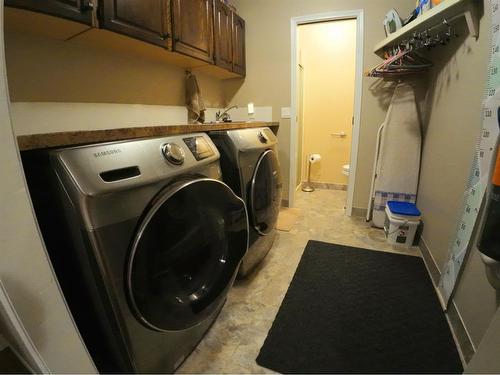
[209,127,282,276]
[23,133,248,373]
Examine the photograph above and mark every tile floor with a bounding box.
[178,189,421,374]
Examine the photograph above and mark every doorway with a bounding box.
[289,11,364,215]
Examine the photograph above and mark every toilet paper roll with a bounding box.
[309,154,322,163]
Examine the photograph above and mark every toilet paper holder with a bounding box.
[302,154,321,193]
[331,131,347,138]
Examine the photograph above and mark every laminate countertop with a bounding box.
[17,121,279,151]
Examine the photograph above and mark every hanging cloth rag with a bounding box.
[185,72,206,124]
[371,82,422,228]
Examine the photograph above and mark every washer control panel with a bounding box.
[161,143,185,165]
[183,136,215,161]
[53,133,219,198]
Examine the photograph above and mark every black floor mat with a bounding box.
[256,241,463,374]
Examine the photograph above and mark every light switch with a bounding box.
[281,107,291,119]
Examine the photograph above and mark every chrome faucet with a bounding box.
[216,105,238,122]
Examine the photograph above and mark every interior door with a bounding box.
[250,150,282,235]
[171,0,214,63]
[126,179,247,332]
[299,20,356,185]
[297,63,304,186]
[100,0,170,47]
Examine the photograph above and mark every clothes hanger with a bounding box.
[366,46,408,76]
[366,19,458,78]
[366,43,433,77]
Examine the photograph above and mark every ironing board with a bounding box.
[372,83,422,228]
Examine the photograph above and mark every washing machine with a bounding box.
[209,127,282,276]
[22,133,248,373]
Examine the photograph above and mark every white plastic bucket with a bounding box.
[384,206,420,247]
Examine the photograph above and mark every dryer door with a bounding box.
[126,178,248,332]
[250,150,282,235]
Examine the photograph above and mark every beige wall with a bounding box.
[224,0,416,205]
[4,28,226,108]
[299,20,356,185]
[0,4,96,372]
[418,18,487,272]
[417,3,498,348]
[466,306,500,372]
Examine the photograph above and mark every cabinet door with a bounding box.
[232,12,246,76]
[5,0,93,25]
[213,0,232,71]
[172,0,214,63]
[101,0,170,47]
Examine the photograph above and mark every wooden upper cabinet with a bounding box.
[7,0,245,77]
[213,0,232,71]
[100,0,170,47]
[5,0,93,25]
[171,0,214,63]
[232,11,246,76]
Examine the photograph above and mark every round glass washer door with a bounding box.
[126,178,248,332]
[250,150,282,235]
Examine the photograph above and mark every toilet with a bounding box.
[342,164,350,176]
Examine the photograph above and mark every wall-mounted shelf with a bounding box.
[373,0,478,56]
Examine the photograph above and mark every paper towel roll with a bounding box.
[309,154,321,163]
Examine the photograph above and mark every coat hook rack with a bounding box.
[373,0,478,57]
[368,0,479,78]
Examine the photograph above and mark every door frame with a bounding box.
[289,10,364,216]
[0,280,49,373]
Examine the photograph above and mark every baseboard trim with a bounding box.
[419,237,441,285]
[351,207,368,217]
[419,237,476,365]
[281,199,289,208]
[447,301,476,364]
[301,182,347,191]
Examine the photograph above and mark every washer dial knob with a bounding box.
[161,143,185,165]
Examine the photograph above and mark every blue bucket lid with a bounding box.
[387,201,421,217]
